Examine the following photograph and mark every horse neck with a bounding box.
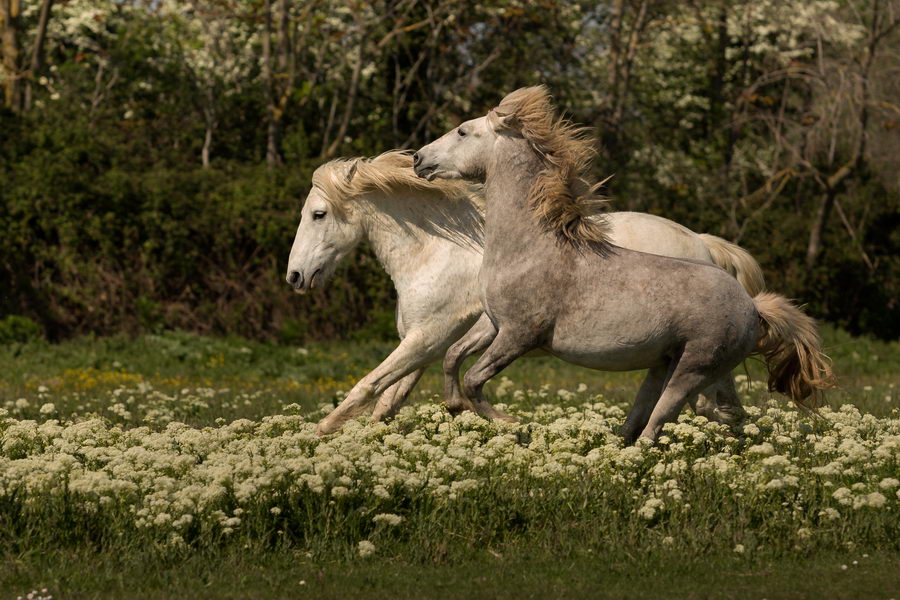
[483,137,561,262]
[358,187,482,287]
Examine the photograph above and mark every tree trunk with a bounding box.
[1,0,22,111]
[319,91,338,156]
[611,0,648,126]
[262,0,281,166]
[323,40,364,159]
[202,105,215,169]
[202,127,212,168]
[270,0,290,160]
[806,188,835,268]
[23,0,53,112]
[607,0,622,96]
[276,0,290,88]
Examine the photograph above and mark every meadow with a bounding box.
[0,327,898,599]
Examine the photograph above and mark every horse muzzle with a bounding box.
[412,153,439,180]
[286,269,305,294]
[286,268,323,294]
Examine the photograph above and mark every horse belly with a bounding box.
[545,319,673,372]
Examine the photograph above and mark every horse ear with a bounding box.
[492,112,518,131]
[345,161,359,183]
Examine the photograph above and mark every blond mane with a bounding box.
[491,85,610,250]
[312,151,478,218]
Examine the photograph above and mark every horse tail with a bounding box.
[752,292,836,411]
[699,234,766,297]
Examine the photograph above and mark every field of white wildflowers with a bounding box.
[0,331,897,598]
[2,382,898,558]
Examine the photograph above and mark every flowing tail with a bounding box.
[699,234,766,297]
[752,292,836,410]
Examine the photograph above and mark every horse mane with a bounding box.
[312,150,480,219]
[491,85,610,250]
[311,150,485,249]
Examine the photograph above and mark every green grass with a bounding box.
[0,326,898,598]
[1,325,896,421]
[4,547,898,599]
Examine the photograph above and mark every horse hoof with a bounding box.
[444,399,472,416]
[714,408,748,427]
[445,404,463,417]
[315,421,336,436]
[619,428,638,446]
[493,411,518,423]
[371,406,398,423]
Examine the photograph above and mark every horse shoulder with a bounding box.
[395,238,482,332]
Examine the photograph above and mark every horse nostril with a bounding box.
[412,152,421,167]
[287,270,301,286]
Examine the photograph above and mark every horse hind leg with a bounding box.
[689,382,726,423]
[703,376,747,427]
[639,349,726,441]
[688,375,747,427]
[621,365,668,444]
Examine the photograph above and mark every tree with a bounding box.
[0,0,22,110]
[163,0,260,167]
[22,0,53,111]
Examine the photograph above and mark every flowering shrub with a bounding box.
[0,383,897,560]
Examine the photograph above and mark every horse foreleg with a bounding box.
[371,369,424,422]
[443,313,497,415]
[460,329,533,423]
[315,334,443,435]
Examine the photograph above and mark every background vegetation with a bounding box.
[1,0,899,342]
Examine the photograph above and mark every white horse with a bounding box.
[286,152,765,435]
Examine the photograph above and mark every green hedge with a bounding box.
[0,115,395,342]
[1,110,897,342]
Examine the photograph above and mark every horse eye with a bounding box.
[313,210,327,220]
[458,128,467,137]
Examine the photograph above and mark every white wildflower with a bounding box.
[747,442,774,456]
[832,487,853,505]
[372,513,404,526]
[819,508,840,521]
[358,540,376,557]
[637,497,663,520]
